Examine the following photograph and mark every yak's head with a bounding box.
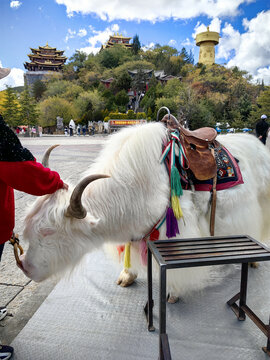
[19,146,109,282]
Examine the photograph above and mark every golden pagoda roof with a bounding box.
[109,33,132,40]
[106,42,132,47]
[29,42,64,53]
[25,61,64,67]
[34,60,63,65]
[28,54,67,60]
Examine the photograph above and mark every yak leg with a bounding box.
[117,243,137,287]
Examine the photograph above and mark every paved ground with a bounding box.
[0,134,107,344]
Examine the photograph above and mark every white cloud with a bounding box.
[65,28,87,43]
[193,17,221,38]
[141,42,155,52]
[216,23,241,60]
[55,0,253,22]
[10,1,22,9]
[79,24,120,55]
[78,28,87,37]
[0,62,24,91]
[181,38,193,47]
[168,39,177,47]
[65,29,76,42]
[216,10,270,84]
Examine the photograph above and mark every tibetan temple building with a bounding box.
[101,33,132,50]
[24,43,67,87]
[24,42,67,71]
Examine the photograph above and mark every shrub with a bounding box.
[136,112,146,119]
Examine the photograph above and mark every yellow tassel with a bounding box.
[171,195,183,219]
[124,242,131,269]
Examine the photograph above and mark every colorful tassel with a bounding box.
[171,195,183,219]
[166,207,180,238]
[117,245,125,262]
[124,243,131,269]
[171,166,183,197]
[149,228,160,241]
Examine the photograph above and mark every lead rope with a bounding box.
[9,232,24,268]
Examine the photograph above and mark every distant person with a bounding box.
[38,126,43,137]
[64,126,69,136]
[82,125,87,136]
[69,119,75,136]
[77,124,81,136]
[104,121,109,134]
[31,127,36,138]
[256,114,270,145]
[91,125,95,135]
[98,121,103,133]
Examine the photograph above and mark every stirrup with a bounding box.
[0,307,7,321]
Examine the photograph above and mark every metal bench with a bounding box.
[145,235,270,360]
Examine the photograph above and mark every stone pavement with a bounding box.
[0,134,107,344]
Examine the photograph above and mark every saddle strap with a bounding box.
[210,149,217,236]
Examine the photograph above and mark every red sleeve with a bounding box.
[0,160,64,196]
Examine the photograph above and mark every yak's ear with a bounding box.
[85,214,100,227]
[40,228,56,237]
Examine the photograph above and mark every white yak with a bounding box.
[20,123,270,297]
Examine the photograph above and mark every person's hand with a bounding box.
[62,183,69,190]
[259,135,262,139]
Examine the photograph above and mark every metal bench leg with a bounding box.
[262,316,270,356]
[146,245,155,332]
[239,262,248,321]
[159,266,171,360]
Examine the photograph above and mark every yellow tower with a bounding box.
[196,26,220,65]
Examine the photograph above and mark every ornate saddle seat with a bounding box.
[179,125,217,142]
[161,114,218,180]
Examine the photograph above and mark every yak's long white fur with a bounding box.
[23,123,270,293]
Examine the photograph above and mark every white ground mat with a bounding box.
[11,250,270,360]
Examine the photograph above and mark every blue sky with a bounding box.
[0,0,270,90]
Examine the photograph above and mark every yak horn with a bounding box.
[65,174,110,219]
[42,144,60,168]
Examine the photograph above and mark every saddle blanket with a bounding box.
[179,145,244,191]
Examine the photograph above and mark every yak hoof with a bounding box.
[116,268,137,287]
[250,262,258,268]
[167,295,179,304]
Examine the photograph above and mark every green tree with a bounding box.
[38,97,76,127]
[163,78,183,98]
[110,72,132,93]
[69,50,87,72]
[19,86,39,126]
[132,34,141,55]
[131,68,149,112]
[74,90,105,123]
[1,87,20,126]
[180,47,194,64]
[43,80,70,98]
[115,90,129,112]
[32,79,47,101]
[98,45,133,69]
[250,88,270,125]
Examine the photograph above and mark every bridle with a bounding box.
[9,232,24,268]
